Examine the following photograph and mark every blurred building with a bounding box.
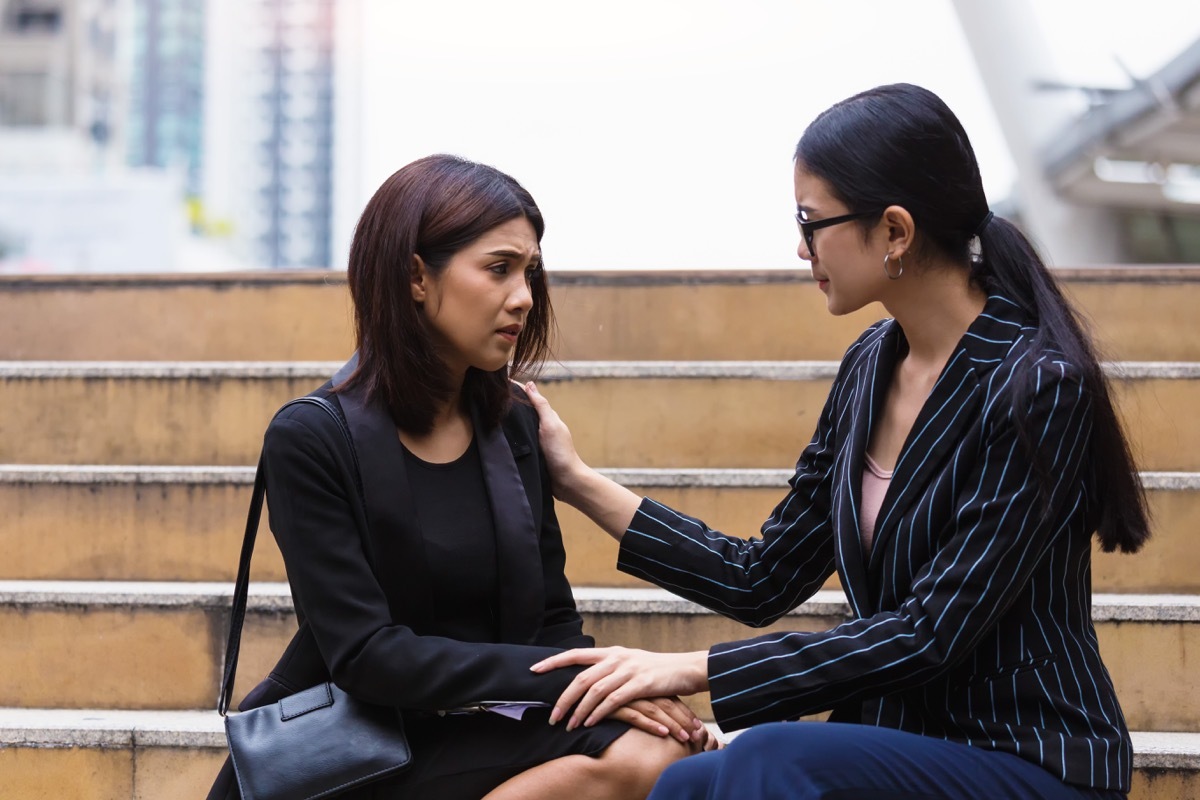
[124,0,204,196]
[0,0,187,273]
[249,0,336,268]
[122,0,337,268]
[205,0,336,269]
[0,0,339,271]
[0,0,120,151]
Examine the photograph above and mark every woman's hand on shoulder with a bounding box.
[520,381,586,499]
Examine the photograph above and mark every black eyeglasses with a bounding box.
[795,210,881,258]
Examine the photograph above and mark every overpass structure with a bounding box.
[953,1,1200,264]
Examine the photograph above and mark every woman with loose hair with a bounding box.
[207,155,709,800]
[525,86,1146,799]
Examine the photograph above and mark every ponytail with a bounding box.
[973,217,1150,553]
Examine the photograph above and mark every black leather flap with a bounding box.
[279,683,334,721]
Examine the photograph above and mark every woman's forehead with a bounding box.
[469,217,540,256]
[793,167,839,210]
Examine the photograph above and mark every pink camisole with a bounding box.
[860,452,894,555]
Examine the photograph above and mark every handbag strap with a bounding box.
[218,395,361,716]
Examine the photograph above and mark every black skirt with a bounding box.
[207,708,630,800]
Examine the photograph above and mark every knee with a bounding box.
[708,722,860,798]
[646,750,724,800]
[591,729,693,799]
[723,722,787,753]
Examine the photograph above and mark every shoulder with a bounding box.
[984,336,1091,426]
[500,382,540,453]
[995,332,1087,393]
[837,317,895,378]
[849,317,893,354]
[264,384,345,454]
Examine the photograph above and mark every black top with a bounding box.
[401,438,500,643]
[210,376,619,800]
[236,370,594,722]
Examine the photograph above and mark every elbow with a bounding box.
[746,608,788,629]
[905,624,969,688]
[878,607,962,688]
[736,600,795,629]
[328,656,371,701]
[326,634,391,705]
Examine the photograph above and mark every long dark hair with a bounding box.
[795,83,1148,554]
[340,154,554,433]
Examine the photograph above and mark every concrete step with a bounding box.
[0,581,1195,735]
[0,362,319,466]
[0,581,295,712]
[0,709,1193,799]
[3,268,1200,362]
[2,466,1196,594]
[0,466,286,583]
[0,708,226,800]
[1122,732,1200,800]
[3,361,1199,469]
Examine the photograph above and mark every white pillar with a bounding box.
[950,0,1127,266]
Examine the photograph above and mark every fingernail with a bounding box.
[677,730,690,742]
[548,709,560,725]
[565,718,576,732]
[657,725,669,736]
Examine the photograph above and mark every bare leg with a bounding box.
[482,727,696,800]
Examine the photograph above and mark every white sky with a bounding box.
[338,0,1200,271]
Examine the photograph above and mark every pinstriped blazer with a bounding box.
[617,295,1132,792]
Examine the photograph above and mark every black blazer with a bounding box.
[238,357,592,716]
[618,295,1132,792]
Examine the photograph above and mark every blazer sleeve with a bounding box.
[263,410,587,712]
[705,360,1094,731]
[613,326,885,625]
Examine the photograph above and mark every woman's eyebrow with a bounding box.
[487,249,542,262]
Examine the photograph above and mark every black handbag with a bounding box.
[218,396,413,800]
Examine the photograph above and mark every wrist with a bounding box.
[690,651,711,693]
[557,459,595,506]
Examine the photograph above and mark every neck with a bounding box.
[430,369,466,431]
[882,261,987,369]
[401,371,469,451]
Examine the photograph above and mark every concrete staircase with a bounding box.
[1,269,1198,798]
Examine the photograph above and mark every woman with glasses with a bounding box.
[523,84,1146,799]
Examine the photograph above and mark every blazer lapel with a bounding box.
[833,324,900,616]
[472,404,544,645]
[866,296,1027,578]
[332,355,436,629]
[332,355,548,644]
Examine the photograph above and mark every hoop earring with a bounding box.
[883,253,904,280]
